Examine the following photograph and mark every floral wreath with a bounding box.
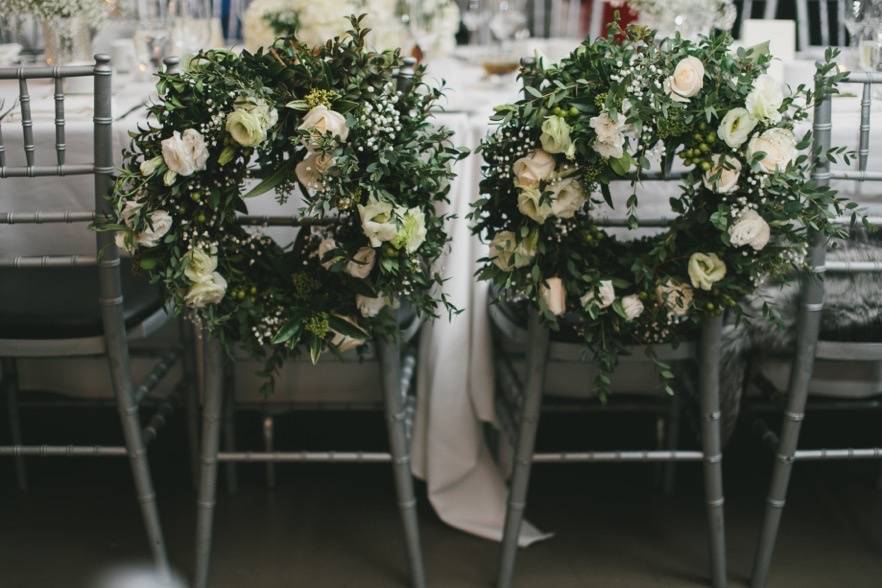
[471,23,854,396]
[107,17,466,386]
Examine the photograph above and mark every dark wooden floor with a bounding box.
[2,402,882,587]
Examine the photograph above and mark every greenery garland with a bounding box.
[470,22,855,397]
[106,17,467,390]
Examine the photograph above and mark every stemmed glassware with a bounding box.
[462,0,491,45]
[132,0,172,80]
[170,0,214,63]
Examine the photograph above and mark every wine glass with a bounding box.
[462,0,490,45]
[488,0,527,45]
[132,0,172,80]
[171,0,214,64]
[406,0,441,58]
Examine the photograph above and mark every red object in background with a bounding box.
[583,1,639,37]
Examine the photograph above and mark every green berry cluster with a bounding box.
[677,122,718,171]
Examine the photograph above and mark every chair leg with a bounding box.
[263,413,276,489]
[497,310,550,588]
[750,268,824,588]
[194,336,225,588]
[181,320,201,491]
[2,358,28,492]
[222,363,238,496]
[700,315,727,588]
[378,338,426,588]
[661,390,682,496]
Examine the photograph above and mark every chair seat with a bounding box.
[0,260,164,340]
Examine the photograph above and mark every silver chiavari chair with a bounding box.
[795,0,849,56]
[748,69,882,588]
[492,221,728,588]
[190,59,429,588]
[0,55,188,576]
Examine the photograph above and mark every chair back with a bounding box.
[795,0,849,51]
[738,0,780,39]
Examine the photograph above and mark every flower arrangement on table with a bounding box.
[609,0,737,40]
[0,0,108,23]
[106,17,466,387]
[470,22,855,395]
[242,0,460,56]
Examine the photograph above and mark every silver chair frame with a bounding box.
[493,217,727,588]
[187,58,428,588]
[749,69,882,588]
[0,56,192,577]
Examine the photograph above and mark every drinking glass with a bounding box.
[132,0,172,80]
[462,0,490,45]
[171,0,214,64]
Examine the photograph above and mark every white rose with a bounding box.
[161,129,208,176]
[346,246,376,278]
[512,149,556,190]
[621,294,644,321]
[295,150,335,190]
[329,315,366,352]
[182,247,218,282]
[539,277,567,316]
[115,231,135,254]
[490,231,517,272]
[718,108,757,149]
[747,127,797,173]
[184,272,227,308]
[549,177,587,219]
[356,294,386,318]
[316,238,340,270]
[745,74,784,124]
[581,280,615,309]
[728,209,770,251]
[656,280,693,317]
[517,188,553,224]
[299,105,349,148]
[357,197,397,247]
[702,154,742,194]
[665,56,705,102]
[136,211,173,248]
[392,207,427,254]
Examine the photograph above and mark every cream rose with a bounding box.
[512,149,556,190]
[299,105,349,148]
[357,197,397,247]
[688,252,727,290]
[295,151,335,190]
[517,188,553,224]
[747,127,797,173]
[392,207,427,253]
[656,280,694,317]
[581,280,615,309]
[718,108,757,149]
[745,74,784,124]
[728,209,770,251]
[346,246,376,278]
[621,294,644,321]
[539,277,567,316]
[702,154,742,194]
[184,272,227,308]
[540,115,575,159]
[665,56,705,102]
[182,246,218,282]
[161,129,209,176]
[136,211,172,248]
[356,294,386,318]
[549,177,587,219]
[490,231,517,272]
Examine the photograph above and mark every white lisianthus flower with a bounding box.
[236,96,278,130]
[688,252,727,290]
[512,149,556,190]
[745,74,784,124]
[329,315,366,352]
[489,231,517,271]
[540,115,575,159]
[161,129,209,176]
[728,209,771,251]
[747,127,797,173]
[299,105,349,148]
[664,56,705,102]
[356,294,386,318]
[718,108,756,149]
[357,197,397,247]
[316,238,340,270]
[539,277,567,316]
[656,280,694,317]
[184,272,227,308]
[589,111,626,160]
[517,188,553,224]
[295,150,335,190]
[136,211,173,248]
[225,109,266,147]
[621,294,644,321]
[580,280,615,309]
[182,247,218,282]
[549,177,587,218]
[139,155,163,176]
[702,154,742,194]
[345,246,376,278]
[392,207,427,253]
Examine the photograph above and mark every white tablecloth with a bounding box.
[3,58,882,548]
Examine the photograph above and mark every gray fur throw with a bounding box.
[718,230,882,441]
